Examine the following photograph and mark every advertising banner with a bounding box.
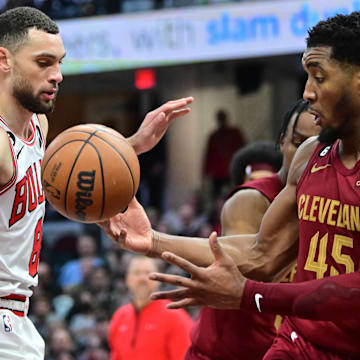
[59,0,360,74]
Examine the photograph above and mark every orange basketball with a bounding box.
[41,124,140,223]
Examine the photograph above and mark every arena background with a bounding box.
[3,1,355,359]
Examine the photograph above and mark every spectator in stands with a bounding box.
[58,234,103,291]
[203,109,246,197]
[68,264,115,318]
[77,314,110,360]
[46,326,76,360]
[108,256,193,360]
[68,290,97,349]
[36,261,62,300]
[29,295,60,341]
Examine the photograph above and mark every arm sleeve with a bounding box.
[241,271,360,321]
[167,309,193,360]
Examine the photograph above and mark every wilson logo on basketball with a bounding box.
[75,170,96,221]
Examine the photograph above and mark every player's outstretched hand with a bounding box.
[150,232,246,309]
[128,97,194,155]
[97,197,153,254]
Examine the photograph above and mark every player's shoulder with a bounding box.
[296,136,319,158]
[224,188,269,213]
[288,136,319,184]
[0,127,11,153]
[221,188,270,234]
[0,125,8,138]
[0,126,11,159]
[0,127,15,185]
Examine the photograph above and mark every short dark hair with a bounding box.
[278,99,309,146]
[307,11,360,66]
[230,140,282,186]
[0,6,59,53]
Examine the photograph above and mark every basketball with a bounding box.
[41,124,140,223]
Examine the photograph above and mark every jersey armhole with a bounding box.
[0,136,18,196]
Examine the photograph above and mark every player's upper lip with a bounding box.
[43,88,58,94]
[308,108,320,117]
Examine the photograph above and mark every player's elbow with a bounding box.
[243,234,285,281]
[246,235,298,282]
[242,254,278,282]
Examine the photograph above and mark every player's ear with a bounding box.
[0,47,11,73]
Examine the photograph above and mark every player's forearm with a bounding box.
[150,231,293,279]
[149,231,220,266]
[150,231,257,268]
[241,271,360,321]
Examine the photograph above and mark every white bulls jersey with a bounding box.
[0,115,45,297]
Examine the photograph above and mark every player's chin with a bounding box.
[40,101,55,114]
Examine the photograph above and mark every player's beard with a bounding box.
[318,127,342,144]
[317,89,355,144]
[12,69,56,114]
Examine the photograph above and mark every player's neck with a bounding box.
[0,96,33,138]
[277,167,287,185]
[338,135,360,169]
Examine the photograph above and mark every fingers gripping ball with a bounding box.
[41,124,140,223]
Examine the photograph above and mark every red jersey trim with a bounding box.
[35,114,46,150]
[0,116,36,146]
[0,294,26,317]
[2,294,26,302]
[23,117,36,146]
[0,308,25,317]
[0,136,17,196]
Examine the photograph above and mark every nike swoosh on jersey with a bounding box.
[254,293,263,312]
[311,163,331,173]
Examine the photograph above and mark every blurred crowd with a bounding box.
[1,0,288,19]
[36,187,224,359]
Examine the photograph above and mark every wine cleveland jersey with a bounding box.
[0,115,45,298]
[289,139,360,356]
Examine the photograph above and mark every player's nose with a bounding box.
[49,64,63,84]
[303,79,316,103]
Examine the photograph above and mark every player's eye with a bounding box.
[37,61,49,67]
[314,76,324,84]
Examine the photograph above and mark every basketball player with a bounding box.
[0,7,192,359]
[146,12,360,360]
[186,104,318,360]
[103,11,360,359]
